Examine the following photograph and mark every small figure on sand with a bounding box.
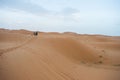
[33,31,38,36]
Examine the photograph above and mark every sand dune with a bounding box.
[0,29,120,80]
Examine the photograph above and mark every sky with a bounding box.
[0,0,120,36]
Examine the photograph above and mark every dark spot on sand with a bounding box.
[0,52,3,56]
[99,55,103,58]
[81,61,86,64]
[113,64,120,66]
[102,50,105,53]
[98,61,103,64]
[0,50,4,56]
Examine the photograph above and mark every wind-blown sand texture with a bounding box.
[0,29,120,80]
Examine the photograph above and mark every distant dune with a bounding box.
[0,29,120,80]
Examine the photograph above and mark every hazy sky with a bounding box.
[0,0,120,35]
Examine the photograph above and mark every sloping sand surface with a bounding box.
[0,29,120,80]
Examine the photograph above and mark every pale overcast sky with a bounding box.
[0,0,120,35]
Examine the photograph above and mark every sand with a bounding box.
[0,29,120,80]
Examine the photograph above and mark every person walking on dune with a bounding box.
[33,31,38,36]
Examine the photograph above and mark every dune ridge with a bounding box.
[0,29,120,80]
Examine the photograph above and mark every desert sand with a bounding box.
[0,28,120,80]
